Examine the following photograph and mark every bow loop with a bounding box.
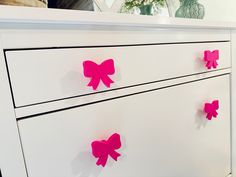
[83,59,115,90]
[212,100,219,110]
[91,141,107,158]
[107,133,121,150]
[100,59,115,75]
[83,60,100,77]
[213,50,219,59]
[91,133,121,167]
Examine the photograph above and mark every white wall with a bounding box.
[199,0,236,21]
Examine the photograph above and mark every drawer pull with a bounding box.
[83,59,115,90]
[204,100,219,120]
[91,133,121,167]
[204,50,219,69]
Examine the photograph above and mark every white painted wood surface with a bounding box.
[6,42,231,107]
[231,31,236,177]
[0,37,27,177]
[14,69,231,118]
[0,6,234,177]
[18,75,231,177]
[0,28,230,49]
[0,5,235,29]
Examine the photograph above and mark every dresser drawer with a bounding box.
[6,42,230,107]
[18,74,230,177]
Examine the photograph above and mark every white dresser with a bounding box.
[0,5,236,177]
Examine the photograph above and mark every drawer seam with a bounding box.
[11,67,231,109]
[16,72,230,121]
[4,40,230,52]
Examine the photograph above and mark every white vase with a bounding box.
[93,0,124,12]
[165,0,180,17]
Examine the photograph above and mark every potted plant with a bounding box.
[124,0,165,15]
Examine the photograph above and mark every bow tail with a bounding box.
[212,111,218,118]
[88,77,100,90]
[212,60,218,69]
[101,75,114,88]
[109,150,121,161]
[206,112,213,120]
[96,154,108,167]
[205,61,212,69]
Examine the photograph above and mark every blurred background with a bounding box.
[0,0,235,21]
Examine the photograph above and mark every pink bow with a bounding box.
[91,133,121,167]
[83,59,115,90]
[204,50,219,69]
[204,100,219,120]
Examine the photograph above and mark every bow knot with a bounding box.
[83,59,115,90]
[204,50,219,69]
[91,133,121,167]
[204,100,219,120]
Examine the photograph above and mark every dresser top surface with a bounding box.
[0,5,236,29]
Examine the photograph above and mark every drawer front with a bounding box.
[6,42,231,107]
[18,75,230,177]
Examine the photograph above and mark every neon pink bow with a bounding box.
[204,50,219,69]
[204,100,219,120]
[91,133,121,167]
[83,59,115,90]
